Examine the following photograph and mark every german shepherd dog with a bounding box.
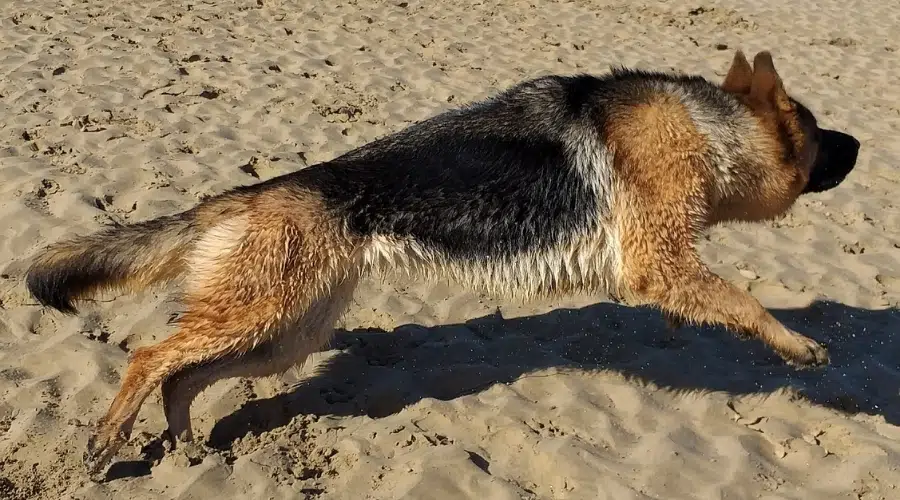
[25,50,859,475]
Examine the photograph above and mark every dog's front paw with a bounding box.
[780,332,830,369]
[84,421,130,480]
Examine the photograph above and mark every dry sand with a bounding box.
[1,0,899,499]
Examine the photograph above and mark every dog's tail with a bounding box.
[26,207,214,314]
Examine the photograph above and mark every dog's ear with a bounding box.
[750,51,794,112]
[721,50,753,94]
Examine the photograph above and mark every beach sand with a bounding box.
[1,0,899,498]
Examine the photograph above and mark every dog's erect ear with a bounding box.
[750,51,794,112]
[721,50,753,94]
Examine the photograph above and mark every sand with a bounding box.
[1,0,899,498]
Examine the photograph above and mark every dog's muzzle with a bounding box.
[802,129,861,194]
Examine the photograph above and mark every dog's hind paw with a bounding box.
[84,423,130,480]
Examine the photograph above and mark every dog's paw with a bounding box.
[780,332,830,369]
[84,422,130,480]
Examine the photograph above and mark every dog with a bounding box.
[24,50,860,476]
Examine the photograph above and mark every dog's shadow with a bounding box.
[207,299,900,449]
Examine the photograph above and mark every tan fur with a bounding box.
[606,51,828,367]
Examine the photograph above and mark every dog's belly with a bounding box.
[360,232,621,300]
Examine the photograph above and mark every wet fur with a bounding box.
[24,50,859,476]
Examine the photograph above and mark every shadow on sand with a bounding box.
[206,299,899,449]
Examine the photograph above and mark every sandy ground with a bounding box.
[1,0,899,499]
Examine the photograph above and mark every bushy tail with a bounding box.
[26,211,206,314]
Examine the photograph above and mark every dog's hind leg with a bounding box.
[85,270,358,476]
[160,342,292,447]
[161,279,357,446]
[83,190,361,476]
[84,311,281,475]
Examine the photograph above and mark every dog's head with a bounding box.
[783,92,861,194]
[719,50,860,208]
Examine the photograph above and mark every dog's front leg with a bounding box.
[620,248,829,368]
[613,185,829,368]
